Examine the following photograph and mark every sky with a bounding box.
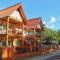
[0,0,60,31]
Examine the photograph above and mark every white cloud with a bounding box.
[42,16,57,30]
[44,16,56,30]
[49,16,56,23]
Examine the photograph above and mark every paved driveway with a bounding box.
[17,49,60,60]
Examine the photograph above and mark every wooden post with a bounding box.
[22,25,24,48]
[34,28,36,36]
[2,17,9,59]
[38,45,39,52]
[40,32,42,52]
[6,17,9,47]
[30,45,32,52]
[34,28,36,51]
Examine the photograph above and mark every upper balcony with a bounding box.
[0,24,22,35]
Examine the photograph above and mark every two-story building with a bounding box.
[0,3,27,59]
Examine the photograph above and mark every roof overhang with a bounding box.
[0,3,27,25]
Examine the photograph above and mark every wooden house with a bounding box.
[0,3,27,59]
[23,17,44,52]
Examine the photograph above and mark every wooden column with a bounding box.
[2,17,9,59]
[30,45,32,52]
[22,25,24,48]
[34,28,36,36]
[33,28,36,51]
[38,45,39,52]
[6,17,9,47]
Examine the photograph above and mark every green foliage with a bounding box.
[56,30,60,42]
[42,27,59,42]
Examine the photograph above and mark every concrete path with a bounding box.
[19,49,60,60]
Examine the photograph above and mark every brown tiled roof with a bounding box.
[0,3,27,25]
[28,17,42,25]
[26,17,44,31]
[0,3,20,18]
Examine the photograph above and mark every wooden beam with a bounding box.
[6,17,9,47]
[18,5,27,25]
[22,25,24,48]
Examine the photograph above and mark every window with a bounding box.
[0,24,6,34]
